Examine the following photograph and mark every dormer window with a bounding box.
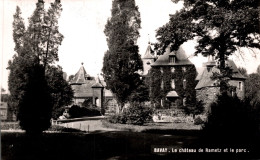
[146,61,150,65]
[169,56,176,63]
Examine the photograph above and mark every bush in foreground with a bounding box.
[203,93,259,143]
[194,116,204,125]
[68,105,101,118]
[108,105,153,125]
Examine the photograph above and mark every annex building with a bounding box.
[69,63,118,114]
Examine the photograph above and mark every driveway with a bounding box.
[58,117,118,132]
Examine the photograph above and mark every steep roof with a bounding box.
[195,67,219,90]
[151,45,193,66]
[142,43,154,59]
[91,75,104,88]
[70,63,90,84]
[226,60,246,79]
[195,60,246,90]
[71,75,114,98]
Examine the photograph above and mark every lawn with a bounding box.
[2,121,260,160]
[102,120,201,132]
[2,129,260,160]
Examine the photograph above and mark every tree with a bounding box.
[12,6,25,55]
[68,75,75,82]
[45,65,74,119]
[128,79,149,105]
[203,93,259,143]
[245,73,260,109]
[102,0,143,111]
[17,62,52,134]
[8,0,64,133]
[156,0,260,93]
[8,6,26,118]
[24,0,63,71]
[257,64,260,75]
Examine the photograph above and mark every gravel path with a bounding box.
[59,119,117,132]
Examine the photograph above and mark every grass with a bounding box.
[1,121,83,133]
[2,129,260,160]
[102,120,201,132]
[2,121,260,160]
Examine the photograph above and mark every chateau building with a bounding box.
[143,44,197,108]
[143,43,246,113]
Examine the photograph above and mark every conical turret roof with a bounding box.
[70,63,90,84]
[142,42,154,59]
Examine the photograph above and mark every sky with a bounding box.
[1,0,260,92]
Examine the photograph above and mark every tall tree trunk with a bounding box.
[219,50,228,95]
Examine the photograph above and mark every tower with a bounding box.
[142,42,155,75]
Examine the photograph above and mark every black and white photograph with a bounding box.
[1,0,260,159]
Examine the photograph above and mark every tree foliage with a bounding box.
[17,63,52,133]
[203,93,259,143]
[8,0,66,133]
[245,73,260,109]
[156,0,260,93]
[24,0,63,70]
[102,0,143,109]
[257,64,260,75]
[45,65,73,119]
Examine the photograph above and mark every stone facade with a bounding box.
[228,80,245,99]
[195,57,246,113]
[196,87,219,113]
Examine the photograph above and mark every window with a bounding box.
[146,61,150,65]
[182,67,186,72]
[238,82,242,91]
[171,79,175,89]
[183,97,186,106]
[161,80,164,89]
[169,56,176,63]
[160,67,163,73]
[183,79,186,89]
[231,91,235,97]
[171,67,175,73]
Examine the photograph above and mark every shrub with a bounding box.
[107,114,127,124]
[126,105,153,125]
[108,105,153,125]
[194,116,204,125]
[1,122,20,130]
[203,93,259,143]
[68,105,101,118]
[52,107,66,120]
